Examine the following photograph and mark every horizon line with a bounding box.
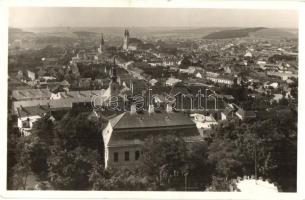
[9,25,298,29]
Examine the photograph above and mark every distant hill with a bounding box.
[9,27,36,42]
[73,31,98,38]
[203,27,266,39]
[249,28,297,39]
[11,26,298,41]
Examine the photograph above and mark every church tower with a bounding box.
[109,57,120,97]
[111,57,117,83]
[123,29,129,51]
[98,33,105,54]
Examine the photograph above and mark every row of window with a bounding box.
[113,150,141,162]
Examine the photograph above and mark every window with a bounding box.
[114,152,118,162]
[125,151,129,161]
[135,151,140,161]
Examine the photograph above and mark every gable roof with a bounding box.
[17,105,49,118]
[109,112,125,127]
[12,89,52,101]
[106,111,200,147]
[113,111,196,130]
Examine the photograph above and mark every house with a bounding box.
[127,67,145,80]
[27,70,36,81]
[207,76,234,86]
[12,89,52,101]
[16,70,24,80]
[147,59,162,67]
[102,106,201,168]
[12,90,106,115]
[165,77,182,86]
[78,78,92,89]
[264,82,279,89]
[272,94,284,103]
[17,105,49,136]
[39,76,57,86]
[195,72,202,79]
[179,67,196,75]
[149,79,159,86]
[267,71,298,81]
[244,52,253,58]
[235,107,256,121]
[169,66,179,72]
[169,83,226,111]
[206,71,220,78]
[190,113,218,136]
[224,66,232,74]
[221,105,236,120]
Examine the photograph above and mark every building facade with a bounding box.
[102,109,202,169]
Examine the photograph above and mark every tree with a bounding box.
[33,115,54,137]
[141,134,188,189]
[54,111,103,153]
[89,164,150,191]
[140,134,213,191]
[208,138,242,179]
[46,111,104,190]
[207,109,297,192]
[7,124,19,189]
[29,138,49,178]
[180,56,192,68]
[206,176,232,191]
[185,141,212,190]
[48,146,99,190]
[11,136,34,189]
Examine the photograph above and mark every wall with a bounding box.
[107,145,142,168]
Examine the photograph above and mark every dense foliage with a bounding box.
[8,103,297,191]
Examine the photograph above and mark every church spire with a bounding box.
[98,33,105,54]
[101,33,104,45]
[124,29,129,37]
[111,56,117,83]
[123,29,129,51]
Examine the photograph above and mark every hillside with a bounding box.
[9,28,36,42]
[249,28,297,39]
[203,27,266,39]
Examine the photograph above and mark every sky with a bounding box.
[9,7,298,28]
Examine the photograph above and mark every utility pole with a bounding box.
[254,144,257,179]
[205,89,207,111]
[184,172,189,191]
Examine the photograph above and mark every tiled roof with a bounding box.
[59,90,104,99]
[113,111,196,130]
[17,105,49,118]
[12,90,106,114]
[12,89,52,101]
[107,111,200,147]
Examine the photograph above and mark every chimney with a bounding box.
[130,103,137,114]
[166,103,173,112]
[148,104,154,114]
[148,88,154,114]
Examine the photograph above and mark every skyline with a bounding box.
[9,7,298,29]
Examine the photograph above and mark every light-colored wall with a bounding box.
[102,121,113,168]
[107,146,142,168]
[221,112,227,120]
[18,115,42,136]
